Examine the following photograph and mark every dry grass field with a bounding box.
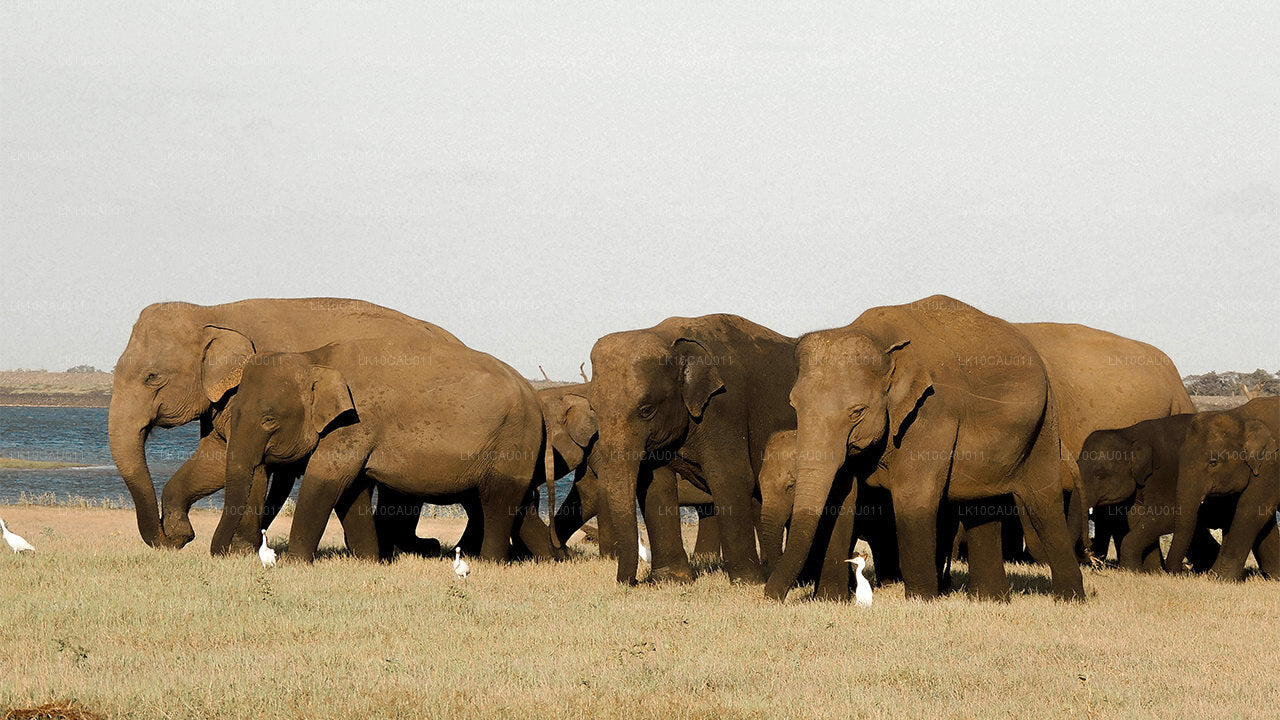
[0,505,1276,720]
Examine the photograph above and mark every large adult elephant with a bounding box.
[588,314,797,585]
[108,298,458,550]
[214,336,555,563]
[540,382,723,558]
[1016,322,1195,561]
[764,296,1085,602]
[1166,396,1280,580]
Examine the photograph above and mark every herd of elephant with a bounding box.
[107,296,1278,603]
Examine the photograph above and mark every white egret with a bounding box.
[637,529,651,564]
[258,530,277,568]
[844,552,873,607]
[0,518,35,554]
[453,547,470,580]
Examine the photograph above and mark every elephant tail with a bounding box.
[542,430,561,551]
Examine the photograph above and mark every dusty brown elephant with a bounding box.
[1014,322,1195,561]
[1167,397,1279,580]
[215,336,555,563]
[539,382,724,558]
[764,296,1084,602]
[108,298,459,551]
[588,314,797,585]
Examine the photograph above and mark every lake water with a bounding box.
[0,406,575,514]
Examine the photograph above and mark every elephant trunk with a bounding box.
[596,450,641,583]
[544,437,561,550]
[758,489,791,578]
[763,429,847,601]
[211,428,267,555]
[1065,487,1090,561]
[1164,479,1201,573]
[108,396,169,548]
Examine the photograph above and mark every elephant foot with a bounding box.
[725,565,765,586]
[648,565,695,584]
[160,515,196,549]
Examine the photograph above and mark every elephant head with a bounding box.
[1167,408,1277,572]
[1068,430,1152,545]
[588,332,724,583]
[538,383,598,471]
[108,303,255,547]
[210,351,355,554]
[764,331,931,600]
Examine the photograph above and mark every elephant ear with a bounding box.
[884,340,932,442]
[563,393,598,449]
[672,338,725,420]
[201,327,255,403]
[1242,419,1276,477]
[309,366,355,435]
[1129,440,1155,486]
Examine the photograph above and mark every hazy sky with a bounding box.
[2,2,1276,378]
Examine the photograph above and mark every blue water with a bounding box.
[0,406,575,513]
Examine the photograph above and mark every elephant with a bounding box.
[1076,414,1229,572]
[588,314,798,585]
[108,298,459,551]
[212,335,556,563]
[539,382,724,558]
[764,295,1085,602]
[1015,322,1195,562]
[1166,396,1280,580]
[757,429,900,598]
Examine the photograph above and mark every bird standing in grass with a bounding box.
[637,529,651,564]
[258,530,276,568]
[1,518,35,554]
[845,552,873,607]
[453,547,470,580]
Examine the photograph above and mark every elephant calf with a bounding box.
[1076,414,1225,573]
[212,336,555,563]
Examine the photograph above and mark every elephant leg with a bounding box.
[640,466,694,583]
[261,461,304,533]
[814,475,858,602]
[1252,518,1279,577]
[1012,487,1085,600]
[1210,483,1278,582]
[374,485,435,560]
[161,433,231,549]
[334,480,380,561]
[1186,520,1222,572]
[702,451,764,585]
[553,469,593,545]
[596,481,618,559]
[962,513,1010,601]
[287,447,365,563]
[864,503,902,585]
[891,490,947,600]
[1117,513,1166,572]
[513,490,557,560]
[691,506,721,558]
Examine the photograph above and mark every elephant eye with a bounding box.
[637,405,656,420]
[261,415,278,430]
[1206,457,1219,468]
[848,404,867,420]
[144,372,166,388]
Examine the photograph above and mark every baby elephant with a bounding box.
[1077,414,1224,572]
[211,336,553,563]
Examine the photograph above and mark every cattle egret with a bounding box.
[637,529,651,564]
[258,530,277,568]
[845,552,873,607]
[453,547,470,580]
[1,518,35,554]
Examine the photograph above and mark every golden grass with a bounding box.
[0,505,1276,719]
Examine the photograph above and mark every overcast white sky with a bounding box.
[2,2,1276,378]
